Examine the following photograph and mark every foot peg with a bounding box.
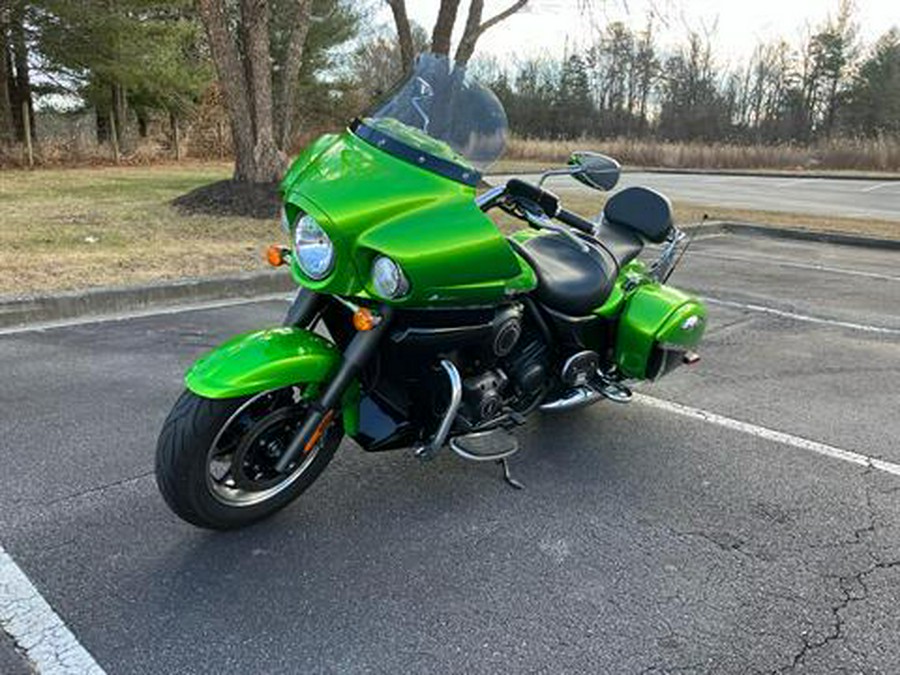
[449,428,519,461]
[598,381,632,403]
[450,429,524,490]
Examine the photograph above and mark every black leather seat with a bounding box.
[513,234,623,316]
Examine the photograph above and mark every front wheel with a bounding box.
[155,386,342,530]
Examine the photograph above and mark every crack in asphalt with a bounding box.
[39,470,154,510]
[776,464,900,673]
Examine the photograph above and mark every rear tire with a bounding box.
[155,388,341,530]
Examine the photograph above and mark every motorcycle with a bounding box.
[155,53,707,529]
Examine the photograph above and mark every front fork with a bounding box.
[275,291,393,473]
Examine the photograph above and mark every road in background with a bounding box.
[489,171,900,222]
[0,232,898,673]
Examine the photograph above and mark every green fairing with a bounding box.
[615,284,707,379]
[280,130,536,306]
[186,328,340,398]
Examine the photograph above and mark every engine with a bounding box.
[458,319,551,429]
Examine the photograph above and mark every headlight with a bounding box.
[372,255,409,298]
[293,214,334,280]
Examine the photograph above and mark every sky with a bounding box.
[393,0,900,67]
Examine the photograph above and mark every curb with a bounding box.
[1,223,896,330]
[686,220,900,250]
[0,270,295,330]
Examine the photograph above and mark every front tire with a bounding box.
[155,387,341,530]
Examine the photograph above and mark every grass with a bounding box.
[0,162,896,297]
[491,187,900,240]
[504,135,900,173]
[0,162,284,298]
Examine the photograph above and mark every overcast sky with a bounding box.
[392,0,899,67]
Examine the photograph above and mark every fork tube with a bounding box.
[275,306,393,473]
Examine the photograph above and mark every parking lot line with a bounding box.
[636,393,900,477]
[703,297,900,335]
[1,544,105,674]
[861,182,894,193]
[692,250,900,282]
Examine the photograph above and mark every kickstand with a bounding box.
[498,457,524,490]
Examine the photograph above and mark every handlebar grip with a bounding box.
[506,179,560,217]
[556,208,597,235]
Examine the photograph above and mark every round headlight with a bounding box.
[293,214,334,280]
[372,256,409,298]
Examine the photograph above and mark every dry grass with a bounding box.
[537,189,900,240]
[0,163,284,298]
[1,163,895,298]
[504,135,900,173]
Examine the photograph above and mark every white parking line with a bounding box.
[704,297,900,335]
[861,182,895,193]
[692,250,900,282]
[636,393,900,477]
[0,293,294,337]
[1,544,105,674]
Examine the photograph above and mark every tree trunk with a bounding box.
[198,0,285,184]
[111,82,127,147]
[274,0,312,152]
[21,99,31,167]
[9,5,32,143]
[0,8,13,145]
[170,110,181,160]
[109,107,120,164]
[386,0,414,74]
[431,0,461,57]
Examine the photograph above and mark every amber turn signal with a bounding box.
[266,245,288,267]
[352,307,380,332]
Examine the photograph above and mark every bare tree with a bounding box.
[455,0,528,66]
[386,0,529,71]
[197,0,314,184]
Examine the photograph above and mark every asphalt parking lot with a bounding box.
[1,231,898,674]
[491,172,900,222]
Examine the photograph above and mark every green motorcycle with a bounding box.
[155,54,706,529]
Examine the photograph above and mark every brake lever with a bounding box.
[523,209,590,253]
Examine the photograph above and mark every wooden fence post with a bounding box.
[22,101,33,168]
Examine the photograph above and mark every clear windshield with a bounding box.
[358,53,508,175]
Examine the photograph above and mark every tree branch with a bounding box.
[455,0,528,65]
[479,0,528,35]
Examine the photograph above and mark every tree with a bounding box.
[3,0,34,143]
[353,21,429,100]
[0,0,14,144]
[386,0,529,71]
[843,28,900,136]
[35,0,211,150]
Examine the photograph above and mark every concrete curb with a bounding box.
[0,270,295,330]
[685,220,900,250]
[0,223,896,330]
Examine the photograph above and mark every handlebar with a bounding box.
[504,178,597,236]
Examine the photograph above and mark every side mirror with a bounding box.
[569,151,621,191]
